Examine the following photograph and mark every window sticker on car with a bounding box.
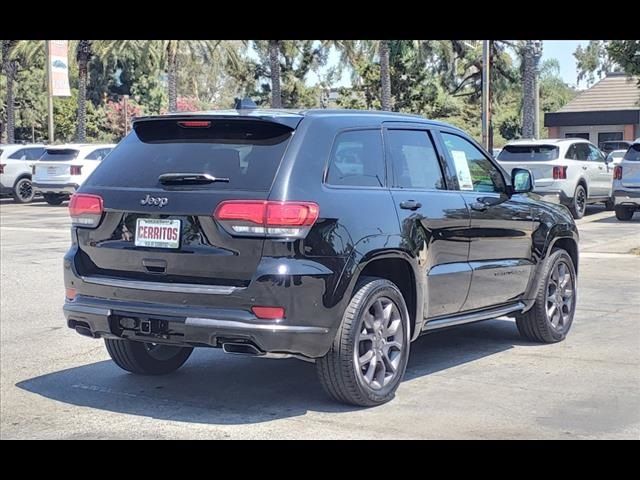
[451,150,474,190]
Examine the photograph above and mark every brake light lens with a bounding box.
[214,200,319,238]
[614,166,623,180]
[70,165,83,175]
[65,288,77,301]
[178,120,211,128]
[31,164,36,175]
[252,306,285,320]
[552,166,567,180]
[69,193,104,228]
[0,163,5,174]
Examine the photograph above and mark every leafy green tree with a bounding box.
[574,41,619,86]
[1,40,39,143]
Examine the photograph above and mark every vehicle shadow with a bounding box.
[16,318,537,425]
[592,214,640,224]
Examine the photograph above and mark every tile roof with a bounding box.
[557,73,640,113]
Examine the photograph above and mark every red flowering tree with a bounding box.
[104,97,145,139]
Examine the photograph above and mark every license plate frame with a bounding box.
[134,218,181,249]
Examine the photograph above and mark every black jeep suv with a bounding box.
[64,108,579,406]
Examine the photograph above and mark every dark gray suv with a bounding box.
[64,108,579,406]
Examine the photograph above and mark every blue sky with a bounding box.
[306,40,590,89]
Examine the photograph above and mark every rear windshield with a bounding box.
[623,144,640,162]
[498,145,559,161]
[86,119,293,191]
[42,149,79,161]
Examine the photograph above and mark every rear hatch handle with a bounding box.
[158,173,230,186]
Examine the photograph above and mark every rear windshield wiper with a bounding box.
[158,173,230,186]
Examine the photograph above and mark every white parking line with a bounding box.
[0,227,68,233]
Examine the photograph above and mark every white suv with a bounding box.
[0,144,46,203]
[612,138,640,221]
[33,144,115,205]
[497,138,613,219]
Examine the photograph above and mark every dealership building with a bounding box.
[545,72,640,148]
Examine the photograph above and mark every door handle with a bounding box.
[399,200,422,210]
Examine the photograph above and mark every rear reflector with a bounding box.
[614,166,623,180]
[252,306,285,320]
[65,288,77,301]
[69,193,104,228]
[214,200,319,238]
[553,166,567,180]
[178,120,211,128]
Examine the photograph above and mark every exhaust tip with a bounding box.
[222,342,263,356]
[75,325,97,338]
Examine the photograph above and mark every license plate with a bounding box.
[135,218,181,249]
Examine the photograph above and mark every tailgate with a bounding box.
[74,116,297,287]
[34,161,72,182]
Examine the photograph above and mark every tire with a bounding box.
[604,198,615,211]
[104,338,193,375]
[569,184,587,219]
[44,193,65,206]
[516,248,577,343]
[12,177,35,203]
[615,206,634,221]
[316,277,411,407]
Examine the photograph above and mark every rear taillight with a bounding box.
[70,165,82,175]
[553,166,567,180]
[69,193,104,228]
[0,164,5,174]
[614,166,623,180]
[31,164,36,175]
[214,200,319,238]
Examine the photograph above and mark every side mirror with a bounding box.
[511,168,534,194]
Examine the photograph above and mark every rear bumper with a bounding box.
[33,182,78,195]
[533,189,571,206]
[0,182,13,195]
[64,296,330,358]
[613,188,640,208]
[63,247,344,358]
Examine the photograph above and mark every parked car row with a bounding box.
[0,143,115,204]
[496,137,639,220]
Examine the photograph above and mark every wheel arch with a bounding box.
[347,252,422,341]
[13,172,32,187]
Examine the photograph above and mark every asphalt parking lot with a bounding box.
[1,198,639,439]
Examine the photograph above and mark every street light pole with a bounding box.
[482,40,492,151]
[45,40,54,143]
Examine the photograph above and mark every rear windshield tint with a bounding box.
[86,119,293,191]
[623,144,640,161]
[498,145,559,161]
[42,149,79,161]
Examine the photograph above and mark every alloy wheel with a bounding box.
[355,296,405,390]
[546,260,575,331]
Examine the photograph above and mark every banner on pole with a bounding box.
[49,40,71,97]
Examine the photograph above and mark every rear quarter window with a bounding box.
[325,130,385,187]
[624,144,640,161]
[86,119,293,191]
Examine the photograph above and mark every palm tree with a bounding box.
[68,40,132,142]
[379,40,392,111]
[269,40,282,108]
[521,40,543,138]
[138,41,241,112]
[1,40,38,143]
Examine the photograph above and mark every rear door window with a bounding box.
[498,145,559,161]
[86,119,294,191]
[574,143,591,161]
[326,130,385,187]
[386,129,444,190]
